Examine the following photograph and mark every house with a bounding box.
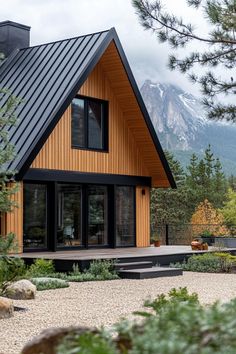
[0,21,175,253]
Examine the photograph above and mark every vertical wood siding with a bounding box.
[136,186,150,247]
[31,62,149,177]
[1,182,23,253]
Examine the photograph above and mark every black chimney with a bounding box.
[0,21,30,58]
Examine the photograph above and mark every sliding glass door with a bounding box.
[23,182,136,250]
[88,186,108,246]
[57,184,83,248]
[23,183,47,250]
[116,186,135,246]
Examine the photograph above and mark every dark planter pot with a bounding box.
[201,236,215,246]
[214,237,236,248]
[154,240,161,247]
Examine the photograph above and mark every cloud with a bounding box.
[0,0,224,97]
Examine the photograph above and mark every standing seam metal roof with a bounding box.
[0,28,176,188]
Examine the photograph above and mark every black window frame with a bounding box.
[71,95,109,152]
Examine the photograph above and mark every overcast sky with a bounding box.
[0,0,211,95]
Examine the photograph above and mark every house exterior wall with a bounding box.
[31,62,149,177]
[1,182,23,253]
[3,52,155,250]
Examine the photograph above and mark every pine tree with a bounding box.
[186,145,227,213]
[221,188,236,227]
[132,0,236,122]
[0,88,21,236]
[151,151,189,229]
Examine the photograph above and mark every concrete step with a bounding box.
[115,261,153,271]
[119,266,183,279]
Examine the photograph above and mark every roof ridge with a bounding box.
[19,28,112,51]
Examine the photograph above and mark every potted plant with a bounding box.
[151,234,161,247]
[200,229,215,246]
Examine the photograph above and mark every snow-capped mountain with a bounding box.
[140,80,236,174]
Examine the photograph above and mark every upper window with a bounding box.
[71,96,108,151]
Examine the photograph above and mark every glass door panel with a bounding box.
[88,185,108,246]
[116,186,135,246]
[23,184,47,249]
[57,184,83,248]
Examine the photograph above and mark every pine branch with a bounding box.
[203,99,236,122]
[132,0,236,46]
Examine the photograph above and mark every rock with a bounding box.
[5,279,36,300]
[21,326,96,354]
[0,296,14,319]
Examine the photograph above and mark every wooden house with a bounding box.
[0,21,175,253]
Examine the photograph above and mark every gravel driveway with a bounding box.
[1,272,236,354]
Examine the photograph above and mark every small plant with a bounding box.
[26,259,55,277]
[0,234,26,295]
[66,260,119,282]
[31,277,69,291]
[171,253,236,273]
[58,331,117,354]
[200,229,214,238]
[88,259,117,278]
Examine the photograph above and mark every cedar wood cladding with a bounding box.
[31,42,172,187]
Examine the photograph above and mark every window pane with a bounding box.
[88,185,108,246]
[116,186,135,246]
[88,100,103,149]
[57,184,82,248]
[23,184,47,249]
[71,98,85,147]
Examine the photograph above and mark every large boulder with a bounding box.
[21,326,96,354]
[5,279,36,300]
[0,296,14,319]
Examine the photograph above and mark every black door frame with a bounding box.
[23,180,137,252]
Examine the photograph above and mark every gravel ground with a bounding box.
[1,272,236,354]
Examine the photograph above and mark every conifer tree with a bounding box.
[221,188,236,227]
[0,87,21,249]
[132,0,236,122]
[186,145,227,211]
[151,151,188,229]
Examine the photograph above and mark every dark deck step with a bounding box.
[115,261,153,271]
[119,266,183,279]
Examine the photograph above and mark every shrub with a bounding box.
[58,331,117,354]
[0,256,25,295]
[171,253,235,273]
[31,277,69,291]
[87,259,118,279]
[26,259,55,277]
[66,260,119,282]
[57,288,236,354]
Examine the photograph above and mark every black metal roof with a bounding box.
[0,27,176,188]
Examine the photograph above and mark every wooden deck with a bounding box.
[18,246,236,271]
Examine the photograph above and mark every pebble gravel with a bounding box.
[1,272,236,354]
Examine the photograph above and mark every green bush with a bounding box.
[57,288,236,354]
[171,253,235,273]
[66,260,119,282]
[0,256,25,295]
[26,259,55,277]
[57,332,117,354]
[31,277,69,291]
[88,259,117,278]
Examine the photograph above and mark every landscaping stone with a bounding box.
[0,296,14,319]
[21,326,96,354]
[5,279,36,300]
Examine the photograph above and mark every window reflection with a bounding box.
[116,186,135,246]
